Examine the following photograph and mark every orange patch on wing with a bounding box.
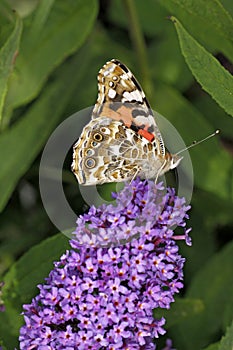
[138,129,154,142]
[100,104,154,142]
[100,104,133,128]
[100,105,120,120]
[116,105,134,127]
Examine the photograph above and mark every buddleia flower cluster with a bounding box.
[19,179,191,349]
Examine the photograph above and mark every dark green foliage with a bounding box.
[0,0,232,349]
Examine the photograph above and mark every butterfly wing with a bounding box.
[72,117,156,185]
[92,59,165,156]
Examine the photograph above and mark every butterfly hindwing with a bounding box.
[72,117,158,184]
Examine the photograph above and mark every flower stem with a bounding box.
[124,0,152,98]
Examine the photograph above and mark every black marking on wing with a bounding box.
[118,62,129,73]
[132,109,147,118]
[109,102,120,111]
[130,124,139,133]
[143,97,151,109]
[148,125,155,133]
[131,76,143,92]
[112,94,123,102]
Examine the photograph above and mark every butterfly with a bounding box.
[72,59,182,185]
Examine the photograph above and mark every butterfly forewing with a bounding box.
[92,59,165,155]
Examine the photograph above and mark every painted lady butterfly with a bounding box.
[72,59,182,185]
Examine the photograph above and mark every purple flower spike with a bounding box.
[19,179,191,349]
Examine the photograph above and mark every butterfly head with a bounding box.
[160,152,183,176]
[170,153,183,169]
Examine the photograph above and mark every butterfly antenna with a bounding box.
[175,129,220,156]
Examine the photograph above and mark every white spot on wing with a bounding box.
[108,88,117,98]
[121,80,128,88]
[121,73,129,80]
[133,115,149,125]
[103,64,115,76]
[123,90,143,102]
[132,89,143,102]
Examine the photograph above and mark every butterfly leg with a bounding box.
[154,160,166,184]
[129,167,141,184]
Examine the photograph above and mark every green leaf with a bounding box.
[170,16,233,117]
[0,233,70,348]
[203,343,220,350]
[3,234,70,304]
[220,0,233,17]
[0,52,92,212]
[154,298,204,327]
[171,0,233,41]
[5,0,98,113]
[0,13,22,127]
[149,24,193,91]
[159,0,233,60]
[170,241,233,349]
[219,320,233,350]
[194,93,233,139]
[223,292,233,330]
[0,2,17,47]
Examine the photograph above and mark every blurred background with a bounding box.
[0,0,232,349]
